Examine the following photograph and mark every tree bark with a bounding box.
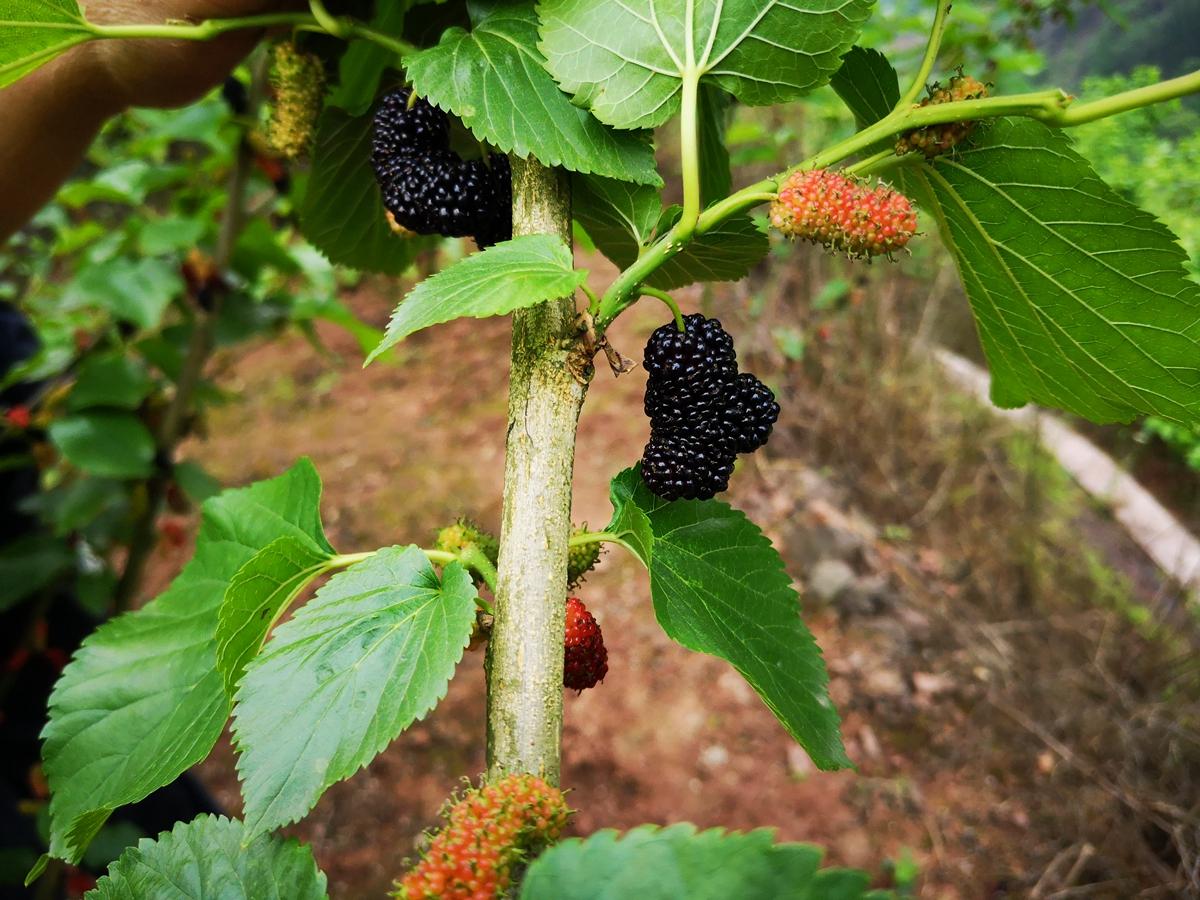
[486,157,584,784]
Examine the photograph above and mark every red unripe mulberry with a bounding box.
[392,774,570,900]
[563,597,607,691]
[770,170,917,259]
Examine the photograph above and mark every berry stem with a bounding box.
[641,287,685,332]
[897,0,953,110]
[568,530,641,558]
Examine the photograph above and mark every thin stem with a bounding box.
[458,545,499,593]
[569,531,629,547]
[641,287,685,331]
[842,148,901,178]
[897,0,952,109]
[89,13,316,41]
[580,283,602,316]
[87,11,415,56]
[676,72,703,242]
[1058,68,1200,125]
[307,0,348,38]
[330,551,376,568]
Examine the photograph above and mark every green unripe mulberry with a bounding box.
[567,524,602,588]
[435,518,500,568]
[267,42,325,160]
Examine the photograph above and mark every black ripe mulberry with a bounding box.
[371,88,512,248]
[640,314,778,501]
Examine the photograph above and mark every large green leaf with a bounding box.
[232,547,477,837]
[520,824,877,899]
[605,468,849,769]
[67,353,153,411]
[87,815,327,899]
[0,535,73,612]
[61,257,181,329]
[904,118,1200,425]
[42,460,333,863]
[829,45,898,128]
[572,174,662,265]
[647,210,768,290]
[214,536,333,697]
[697,84,733,206]
[406,2,661,185]
[0,0,92,89]
[298,108,427,276]
[366,234,587,360]
[48,412,156,479]
[573,177,767,289]
[538,0,876,130]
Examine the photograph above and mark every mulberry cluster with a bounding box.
[265,42,325,160]
[769,170,917,260]
[563,597,607,691]
[392,774,570,900]
[372,88,511,248]
[641,314,779,501]
[895,72,989,158]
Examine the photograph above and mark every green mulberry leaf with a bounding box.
[87,815,327,899]
[406,2,661,185]
[538,0,877,130]
[520,824,876,899]
[604,468,849,770]
[232,547,477,838]
[0,0,92,89]
[904,118,1200,425]
[42,460,332,864]
[367,233,587,359]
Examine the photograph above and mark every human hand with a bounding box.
[83,0,301,110]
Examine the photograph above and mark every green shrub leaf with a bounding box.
[67,353,153,411]
[232,547,477,838]
[538,0,876,130]
[830,46,898,128]
[87,815,327,899]
[406,2,661,185]
[327,2,407,116]
[0,0,92,89]
[48,412,155,479]
[42,460,332,863]
[214,536,333,697]
[905,118,1200,425]
[648,210,768,290]
[367,234,586,360]
[574,177,767,289]
[605,468,849,770]
[299,108,429,275]
[520,824,876,899]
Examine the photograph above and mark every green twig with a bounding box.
[641,287,685,331]
[307,0,348,38]
[1057,68,1200,125]
[842,148,904,178]
[897,0,953,109]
